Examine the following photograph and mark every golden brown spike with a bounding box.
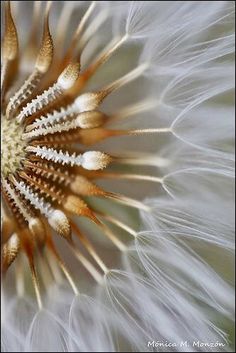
[1,1,19,94]
[27,253,43,309]
[79,127,170,145]
[2,2,18,62]
[35,1,54,73]
[70,175,150,212]
[46,234,79,295]
[1,208,15,243]
[71,221,108,274]
[78,128,123,145]
[18,227,43,308]
[76,111,108,129]
[28,217,46,247]
[70,175,105,196]
[69,36,127,96]
[57,63,80,90]
[6,2,53,117]
[48,210,71,240]
[63,195,98,223]
[2,233,20,272]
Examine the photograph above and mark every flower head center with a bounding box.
[1,117,26,177]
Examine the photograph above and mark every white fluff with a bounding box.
[2,1,234,352]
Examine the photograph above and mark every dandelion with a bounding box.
[1,1,235,352]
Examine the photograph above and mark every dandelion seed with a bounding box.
[1,1,234,352]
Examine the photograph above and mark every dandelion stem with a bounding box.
[97,212,137,238]
[70,246,104,284]
[63,1,96,65]
[15,257,25,297]
[83,35,128,81]
[96,221,128,252]
[105,193,152,212]
[47,237,79,295]
[128,128,171,135]
[27,254,43,310]
[107,99,158,124]
[71,221,109,274]
[102,63,148,97]
[89,171,163,184]
[116,155,169,167]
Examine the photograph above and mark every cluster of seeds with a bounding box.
[1,1,165,306]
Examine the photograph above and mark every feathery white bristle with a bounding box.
[139,1,234,75]
[2,1,234,352]
[125,2,162,38]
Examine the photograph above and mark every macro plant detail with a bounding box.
[1,0,166,300]
[1,1,235,352]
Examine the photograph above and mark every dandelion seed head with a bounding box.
[2,0,149,302]
[1,118,27,177]
[1,1,234,352]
